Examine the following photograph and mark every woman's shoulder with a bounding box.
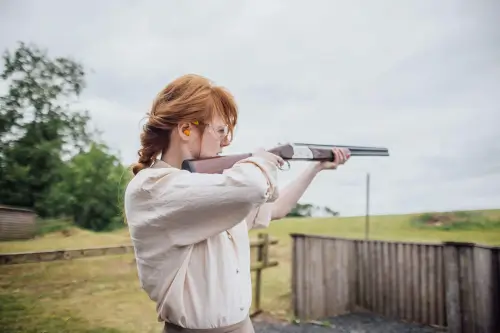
[125,164,184,196]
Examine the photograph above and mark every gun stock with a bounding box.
[181,142,389,174]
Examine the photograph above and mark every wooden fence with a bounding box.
[0,232,279,316]
[251,233,279,317]
[291,233,500,333]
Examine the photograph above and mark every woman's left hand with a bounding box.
[317,147,351,170]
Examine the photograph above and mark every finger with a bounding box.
[335,148,345,164]
[269,153,283,167]
[344,148,351,159]
[332,148,341,165]
[336,148,345,164]
[340,148,348,163]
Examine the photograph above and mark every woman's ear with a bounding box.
[178,123,191,140]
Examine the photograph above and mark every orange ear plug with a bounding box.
[183,129,190,136]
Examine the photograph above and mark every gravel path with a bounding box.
[253,312,445,333]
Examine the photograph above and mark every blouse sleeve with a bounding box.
[245,203,274,230]
[125,156,279,246]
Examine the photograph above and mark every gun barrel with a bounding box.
[292,142,389,153]
[277,143,389,161]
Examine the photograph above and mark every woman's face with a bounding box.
[190,114,231,158]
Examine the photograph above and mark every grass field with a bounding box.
[1,209,500,332]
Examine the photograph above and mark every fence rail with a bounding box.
[291,233,500,333]
[0,233,279,316]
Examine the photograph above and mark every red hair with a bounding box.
[131,74,238,175]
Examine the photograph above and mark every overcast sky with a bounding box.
[1,0,499,216]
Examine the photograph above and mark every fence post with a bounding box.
[253,233,268,316]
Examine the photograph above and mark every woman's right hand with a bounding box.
[252,148,285,169]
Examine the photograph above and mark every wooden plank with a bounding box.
[305,237,314,319]
[404,243,413,321]
[335,240,345,315]
[420,245,428,324]
[347,240,357,310]
[444,243,462,333]
[427,245,437,326]
[412,244,420,323]
[395,243,402,319]
[459,245,475,333]
[364,241,371,309]
[291,234,299,318]
[473,246,493,333]
[354,241,363,308]
[390,242,398,318]
[376,241,383,313]
[494,249,500,333]
[323,238,337,316]
[382,241,390,317]
[436,245,446,327]
[310,237,325,319]
[342,240,355,313]
[292,235,305,319]
[304,236,312,319]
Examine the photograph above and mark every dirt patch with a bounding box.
[424,214,453,226]
[251,311,289,324]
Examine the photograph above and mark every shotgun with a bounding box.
[181,142,389,174]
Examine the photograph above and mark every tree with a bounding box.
[0,42,95,216]
[286,203,315,217]
[46,143,131,231]
[0,42,129,232]
[286,203,339,218]
[323,206,339,217]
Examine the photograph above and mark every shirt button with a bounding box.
[236,269,239,273]
[240,307,244,311]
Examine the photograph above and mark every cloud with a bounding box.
[1,0,499,216]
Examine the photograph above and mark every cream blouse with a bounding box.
[123,156,279,329]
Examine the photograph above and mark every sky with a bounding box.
[1,0,499,216]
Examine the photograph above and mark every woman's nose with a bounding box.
[221,137,230,147]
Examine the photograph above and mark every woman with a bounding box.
[124,74,350,333]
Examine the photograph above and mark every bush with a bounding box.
[35,218,74,236]
[410,211,500,231]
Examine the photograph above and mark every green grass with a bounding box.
[34,217,75,236]
[1,209,499,332]
[0,293,123,333]
[0,254,161,333]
